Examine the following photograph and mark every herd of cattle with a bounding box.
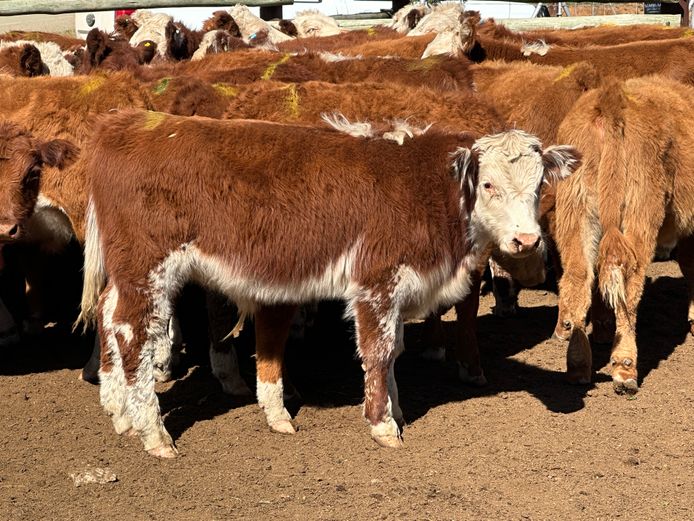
[0,3,692,458]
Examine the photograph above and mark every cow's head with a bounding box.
[0,122,79,243]
[454,130,580,258]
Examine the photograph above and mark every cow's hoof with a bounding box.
[566,329,591,384]
[269,419,296,434]
[372,434,403,448]
[610,358,638,395]
[492,303,518,318]
[566,371,591,385]
[420,345,445,362]
[553,319,573,341]
[153,364,172,383]
[458,364,487,386]
[147,444,179,459]
[613,378,638,395]
[78,370,100,386]
[220,378,253,397]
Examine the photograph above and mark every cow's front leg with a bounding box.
[454,272,487,386]
[99,281,176,457]
[206,290,252,396]
[255,303,298,434]
[489,257,518,317]
[554,191,599,384]
[354,299,403,448]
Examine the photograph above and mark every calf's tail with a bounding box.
[595,82,636,310]
[74,198,107,332]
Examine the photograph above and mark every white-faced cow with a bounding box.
[71,110,578,458]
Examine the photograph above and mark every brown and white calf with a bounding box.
[554,76,694,393]
[74,111,578,457]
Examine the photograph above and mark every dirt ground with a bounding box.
[0,259,692,521]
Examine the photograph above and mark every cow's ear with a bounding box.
[86,28,109,65]
[452,147,478,213]
[542,145,581,183]
[20,44,44,77]
[37,139,80,170]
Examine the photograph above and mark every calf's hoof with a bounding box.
[370,418,402,448]
[458,364,487,386]
[492,302,518,318]
[611,358,638,395]
[269,419,297,435]
[372,434,404,448]
[566,329,591,385]
[553,319,573,341]
[147,444,179,459]
[420,345,445,362]
[78,369,100,386]
[153,364,172,383]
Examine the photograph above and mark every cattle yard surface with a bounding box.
[1,261,693,519]
[1,2,694,520]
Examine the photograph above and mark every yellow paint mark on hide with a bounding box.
[152,77,171,95]
[79,76,106,96]
[367,27,376,36]
[143,111,167,130]
[213,83,239,97]
[406,55,442,71]
[284,83,300,119]
[261,54,291,80]
[554,63,577,82]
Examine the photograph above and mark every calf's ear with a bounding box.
[542,145,582,183]
[37,139,80,170]
[452,147,478,213]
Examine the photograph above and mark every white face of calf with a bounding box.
[460,130,581,258]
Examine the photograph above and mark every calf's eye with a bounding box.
[482,182,493,190]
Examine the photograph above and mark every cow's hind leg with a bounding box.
[206,290,252,396]
[603,225,661,395]
[97,282,131,435]
[255,304,298,434]
[676,234,694,336]
[354,298,403,448]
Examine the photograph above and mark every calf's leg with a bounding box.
[101,281,176,457]
[353,298,403,448]
[489,258,518,318]
[206,290,252,396]
[454,272,486,386]
[554,193,600,384]
[255,303,298,434]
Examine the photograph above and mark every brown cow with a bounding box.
[78,29,157,75]
[72,110,578,457]
[151,78,506,135]
[474,34,694,85]
[168,51,476,92]
[0,73,154,373]
[478,19,694,48]
[553,76,694,393]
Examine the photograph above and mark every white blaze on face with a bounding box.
[472,131,547,258]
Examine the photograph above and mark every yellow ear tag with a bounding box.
[144,42,152,47]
